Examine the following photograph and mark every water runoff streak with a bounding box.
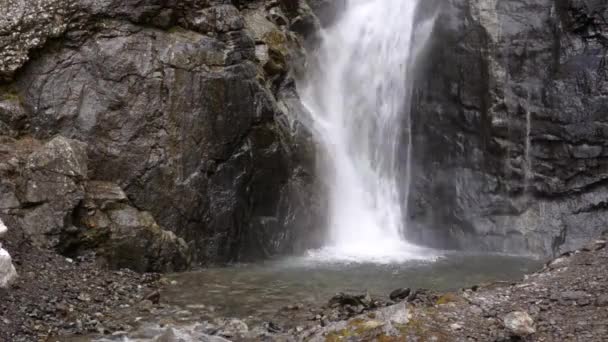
[301,0,437,263]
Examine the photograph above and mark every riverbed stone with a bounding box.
[389,287,411,301]
[595,295,608,307]
[503,311,536,336]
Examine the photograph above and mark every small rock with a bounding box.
[450,323,463,331]
[561,291,587,301]
[329,292,371,308]
[469,305,483,315]
[389,287,411,301]
[265,321,282,333]
[503,311,536,336]
[77,293,91,302]
[143,290,161,304]
[156,328,177,342]
[596,295,608,307]
[220,319,248,337]
[577,298,591,306]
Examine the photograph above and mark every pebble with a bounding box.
[561,291,587,301]
[596,295,608,307]
[450,323,463,330]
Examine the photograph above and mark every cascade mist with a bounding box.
[300,0,435,262]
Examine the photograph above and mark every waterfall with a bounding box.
[300,0,436,263]
[524,99,532,188]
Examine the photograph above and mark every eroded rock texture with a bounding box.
[0,0,325,267]
[408,0,608,255]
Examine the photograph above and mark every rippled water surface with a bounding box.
[163,253,543,323]
[66,253,542,341]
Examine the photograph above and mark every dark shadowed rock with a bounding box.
[389,287,411,301]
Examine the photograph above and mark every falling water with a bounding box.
[300,0,436,263]
[524,90,533,193]
[524,103,532,188]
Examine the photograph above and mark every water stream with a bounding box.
[300,0,435,263]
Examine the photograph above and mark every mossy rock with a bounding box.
[324,318,387,341]
[395,311,451,342]
[0,85,23,104]
[436,292,465,305]
[263,30,290,56]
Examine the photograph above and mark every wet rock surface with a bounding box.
[408,0,608,256]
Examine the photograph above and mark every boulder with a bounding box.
[389,287,411,301]
[61,181,192,273]
[19,136,87,248]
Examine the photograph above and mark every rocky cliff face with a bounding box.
[408,0,608,256]
[4,0,604,265]
[0,0,325,269]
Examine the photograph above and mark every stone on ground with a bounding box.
[503,311,536,336]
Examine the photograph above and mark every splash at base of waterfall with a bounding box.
[305,240,438,264]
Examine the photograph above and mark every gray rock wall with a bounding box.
[407,0,608,256]
[0,0,325,266]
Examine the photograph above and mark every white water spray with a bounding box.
[301,0,436,263]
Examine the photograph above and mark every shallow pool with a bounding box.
[162,251,543,323]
